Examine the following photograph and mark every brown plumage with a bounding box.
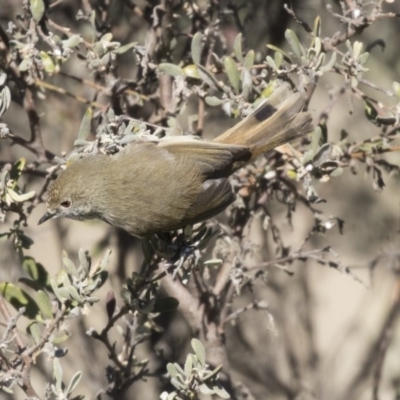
[39,84,313,237]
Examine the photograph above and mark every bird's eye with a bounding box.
[60,200,71,208]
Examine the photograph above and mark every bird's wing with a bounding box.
[157,135,250,178]
[183,178,236,224]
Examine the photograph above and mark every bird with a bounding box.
[38,83,313,238]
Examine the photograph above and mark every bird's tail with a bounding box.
[213,83,313,161]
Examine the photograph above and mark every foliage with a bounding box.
[0,0,400,399]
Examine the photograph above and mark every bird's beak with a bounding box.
[38,211,55,225]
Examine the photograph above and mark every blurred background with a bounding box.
[1,0,400,399]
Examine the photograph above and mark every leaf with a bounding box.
[233,33,243,62]
[205,96,224,106]
[18,58,30,72]
[51,333,71,345]
[66,285,83,304]
[36,290,53,319]
[50,279,70,303]
[313,16,321,39]
[196,64,220,90]
[30,0,45,23]
[167,363,179,379]
[353,41,363,57]
[183,64,200,79]
[77,108,92,140]
[98,249,111,274]
[274,51,283,69]
[0,72,7,86]
[224,56,240,94]
[284,29,305,59]
[100,33,113,42]
[313,37,322,57]
[62,34,82,49]
[53,358,63,393]
[159,63,184,77]
[313,143,332,166]
[0,282,40,319]
[266,56,277,71]
[184,354,193,378]
[66,371,82,396]
[62,251,78,276]
[27,321,42,344]
[114,41,137,54]
[203,259,223,267]
[191,32,202,64]
[311,126,322,155]
[266,44,290,60]
[260,80,278,98]
[197,228,219,250]
[191,338,206,368]
[393,81,400,98]
[359,52,369,65]
[40,52,55,74]
[243,50,254,70]
[7,188,35,203]
[241,68,252,100]
[152,297,179,313]
[319,51,337,72]
[203,365,222,381]
[78,248,90,274]
[0,85,11,117]
[171,377,187,390]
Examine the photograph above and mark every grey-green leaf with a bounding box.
[320,52,337,72]
[78,108,92,140]
[196,64,220,91]
[224,56,240,94]
[66,371,82,396]
[233,33,243,63]
[266,44,290,60]
[53,358,63,392]
[114,42,137,54]
[62,252,78,276]
[184,354,193,378]
[63,35,82,49]
[36,290,53,319]
[167,363,179,379]
[311,126,322,156]
[313,143,332,167]
[274,51,283,70]
[30,0,45,23]
[191,32,202,64]
[393,81,400,98]
[243,50,255,70]
[159,63,184,77]
[27,322,42,345]
[241,68,252,100]
[266,56,278,72]
[285,29,305,59]
[191,338,206,368]
[0,86,11,117]
[205,96,224,106]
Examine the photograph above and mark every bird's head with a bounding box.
[38,165,94,225]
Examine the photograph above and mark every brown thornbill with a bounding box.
[38,84,313,237]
